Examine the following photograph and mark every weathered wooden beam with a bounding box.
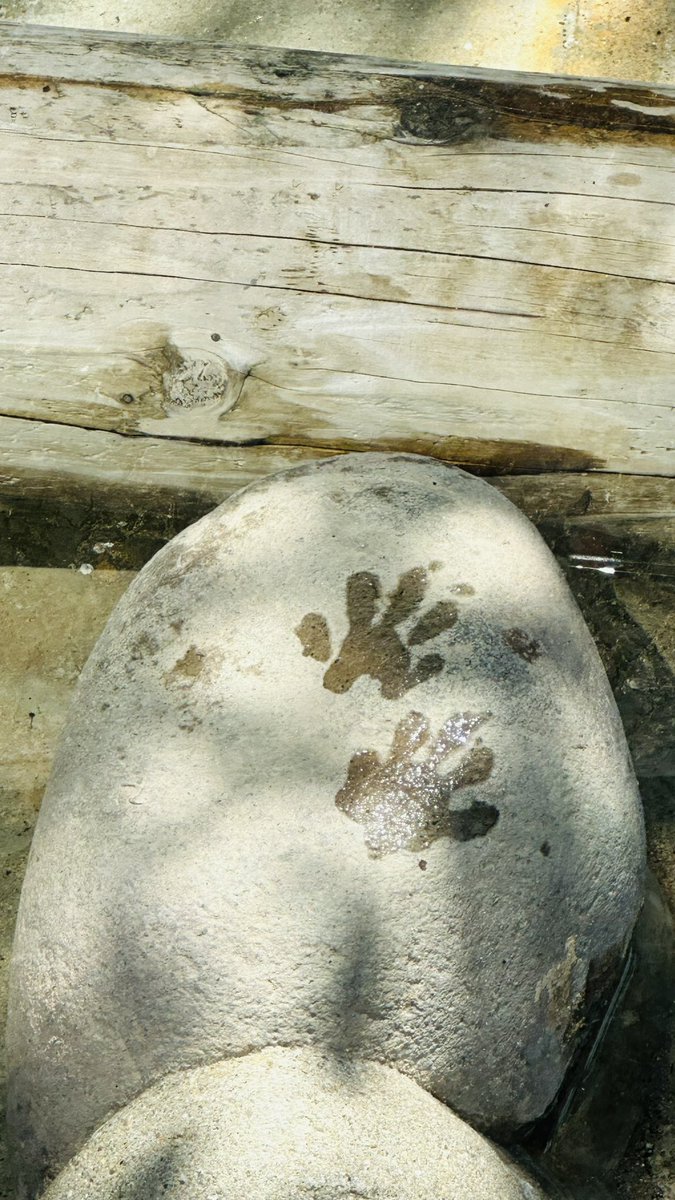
[0,25,673,476]
[0,415,332,567]
[1,416,672,574]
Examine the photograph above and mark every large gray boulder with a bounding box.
[7,453,644,1195]
[40,1048,546,1200]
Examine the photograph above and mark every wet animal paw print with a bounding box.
[295,567,458,700]
[335,710,498,858]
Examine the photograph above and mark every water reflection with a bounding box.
[514,872,674,1199]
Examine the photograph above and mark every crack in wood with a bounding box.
[1,253,672,291]
[245,367,671,411]
[0,27,672,483]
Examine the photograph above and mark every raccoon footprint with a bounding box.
[336,710,498,857]
[296,567,459,700]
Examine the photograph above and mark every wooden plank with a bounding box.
[1,415,672,573]
[0,26,673,475]
[0,414,333,568]
[0,414,331,507]
[1,23,675,110]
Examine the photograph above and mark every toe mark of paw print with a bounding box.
[295,567,462,699]
[296,612,331,663]
[503,628,542,663]
[336,710,498,857]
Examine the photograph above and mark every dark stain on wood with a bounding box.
[2,54,673,149]
[393,76,675,147]
[262,432,605,475]
[494,474,675,522]
[3,460,671,578]
[0,488,203,574]
[417,435,606,476]
[396,93,494,145]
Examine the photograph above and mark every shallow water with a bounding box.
[514,872,675,1199]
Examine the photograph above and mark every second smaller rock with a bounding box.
[40,1048,546,1200]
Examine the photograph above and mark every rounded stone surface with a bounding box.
[8,453,645,1194]
[40,1048,546,1200]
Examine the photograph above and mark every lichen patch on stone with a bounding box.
[164,645,206,685]
[535,936,585,1044]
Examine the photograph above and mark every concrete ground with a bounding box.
[0,0,673,83]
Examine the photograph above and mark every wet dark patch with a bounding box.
[567,488,594,517]
[537,939,627,1078]
[0,484,215,572]
[164,645,205,684]
[536,937,586,1046]
[563,568,674,778]
[390,75,675,148]
[335,709,497,857]
[503,628,542,662]
[0,452,621,576]
[407,599,458,646]
[297,567,460,699]
[428,436,603,475]
[583,941,627,1024]
[397,94,493,145]
[296,612,331,662]
[516,934,637,1164]
[261,432,605,475]
[129,631,160,663]
[534,881,675,1195]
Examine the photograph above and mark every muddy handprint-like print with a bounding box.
[295,567,458,700]
[336,711,498,857]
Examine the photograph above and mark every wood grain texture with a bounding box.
[0,25,673,476]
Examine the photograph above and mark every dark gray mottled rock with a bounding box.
[40,1049,546,1200]
[7,453,645,1195]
